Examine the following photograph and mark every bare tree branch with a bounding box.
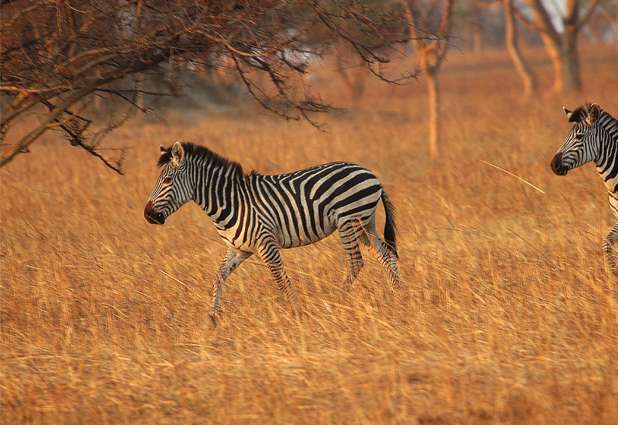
[512,0,601,92]
[1,0,425,173]
[0,84,99,168]
[576,0,601,30]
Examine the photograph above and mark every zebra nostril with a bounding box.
[144,201,165,224]
[154,212,165,224]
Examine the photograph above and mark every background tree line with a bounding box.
[1,0,615,169]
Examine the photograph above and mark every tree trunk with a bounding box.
[136,77,145,111]
[472,25,482,52]
[539,32,581,94]
[503,0,537,98]
[402,0,451,160]
[543,41,564,93]
[336,66,365,104]
[427,68,440,160]
[522,0,589,94]
[557,31,581,93]
[334,42,365,105]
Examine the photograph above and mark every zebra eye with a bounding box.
[163,177,172,184]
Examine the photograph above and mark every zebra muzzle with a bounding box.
[144,201,165,225]
[550,153,568,176]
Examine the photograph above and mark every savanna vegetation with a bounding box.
[2,43,617,424]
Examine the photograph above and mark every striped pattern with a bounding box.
[144,142,401,320]
[551,103,618,274]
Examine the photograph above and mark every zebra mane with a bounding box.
[568,103,602,124]
[158,142,244,175]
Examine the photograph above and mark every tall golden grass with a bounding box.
[1,47,618,425]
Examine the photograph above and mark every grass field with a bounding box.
[1,47,618,424]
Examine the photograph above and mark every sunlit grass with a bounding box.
[1,48,617,425]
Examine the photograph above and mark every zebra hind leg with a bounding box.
[257,238,297,305]
[210,249,252,324]
[338,220,365,290]
[363,217,402,288]
[603,222,618,276]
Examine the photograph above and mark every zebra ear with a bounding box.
[566,106,586,123]
[159,145,166,154]
[563,106,573,120]
[171,142,185,167]
[585,103,600,125]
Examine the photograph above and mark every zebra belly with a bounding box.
[216,227,256,251]
[604,176,618,217]
[609,193,618,218]
[214,211,336,251]
[279,216,337,249]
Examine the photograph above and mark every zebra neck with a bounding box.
[593,112,618,213]
[193,161,247,225]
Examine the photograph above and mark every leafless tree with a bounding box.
[403,0,454,160]
[514,0,600,94]
[458,1,485,52]
[502,0,538,98]
[472,0,537,98]
[597,0,618,41]
[1,0,421,173]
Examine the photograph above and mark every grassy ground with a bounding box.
[1,47,618,424]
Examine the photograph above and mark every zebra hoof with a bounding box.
[290,303,305,320]
[606,258,618,277]
[209,312,220,327]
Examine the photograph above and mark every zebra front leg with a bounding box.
[603,222,618,276]
[338,220,365,290]
[256,239,297,305]
[211,248,252,324]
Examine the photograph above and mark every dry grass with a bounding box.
[1,47,618,425]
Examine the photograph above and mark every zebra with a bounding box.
[550,103,618,275]
[144,142,401,320]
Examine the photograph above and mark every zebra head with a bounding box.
[144,142,193,225]
[551,103,602,176]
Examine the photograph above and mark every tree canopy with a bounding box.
[1,0,417,173]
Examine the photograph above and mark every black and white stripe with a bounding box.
[145,142,401,320]
[551,103,618,274]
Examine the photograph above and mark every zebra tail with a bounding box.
[381,190,398,259]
